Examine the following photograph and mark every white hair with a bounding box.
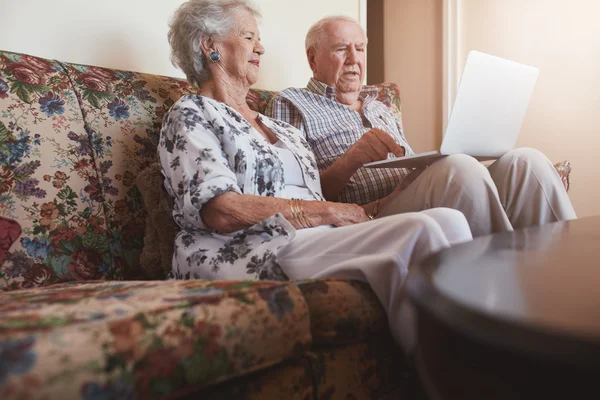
[305,15,367,52]
[168,0,261,87]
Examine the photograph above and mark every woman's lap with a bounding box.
[278,208,470,281]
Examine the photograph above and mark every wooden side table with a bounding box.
[407,217,600,400]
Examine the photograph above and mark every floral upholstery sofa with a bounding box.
[0,50,571,399]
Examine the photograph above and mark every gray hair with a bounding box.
[305,15,367,52]
[168,0,261,87]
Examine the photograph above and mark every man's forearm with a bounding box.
[319,155,359,201]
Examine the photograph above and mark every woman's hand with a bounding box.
[327,202,370,227]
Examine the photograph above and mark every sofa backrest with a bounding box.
[0,50,403,291]
[0,51,110,289]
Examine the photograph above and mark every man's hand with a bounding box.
[342,128,405,169]
[319,128,406,201]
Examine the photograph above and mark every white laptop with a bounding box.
[364,50,539,170]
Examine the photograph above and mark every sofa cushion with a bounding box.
[0,51,111,291]
[201,358,314,399]
[135,161,176,279]
[0,279,311,399]
[305,333,407,399]
[298,279,388,345]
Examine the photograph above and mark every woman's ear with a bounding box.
[200,36,215,57]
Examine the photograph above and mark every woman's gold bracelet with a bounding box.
[289,198,311,228]
[289,198,302,227]
[289,198,301,227]
[297,199,311,228]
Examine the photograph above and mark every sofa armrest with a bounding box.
[554,161,571,193]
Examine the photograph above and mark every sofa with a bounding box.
[0,50,572,400]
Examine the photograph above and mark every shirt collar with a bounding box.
[307,77,379,102]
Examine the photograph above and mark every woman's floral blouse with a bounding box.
[158,95,325,281]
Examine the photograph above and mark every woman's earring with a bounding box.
[209,51,221,62]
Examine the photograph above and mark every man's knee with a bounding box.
[432,154,492,189]
[504,147,551,166]
[438,154,488,176]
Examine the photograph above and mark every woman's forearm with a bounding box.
[200,192,353,233]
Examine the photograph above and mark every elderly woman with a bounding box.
[161,0,472,350]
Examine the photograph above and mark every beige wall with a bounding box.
[383,0,443,153]
[459,0,600,217]
[366,0,384,84]
[0,0,361,91]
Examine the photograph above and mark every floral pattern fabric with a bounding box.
[158,95,323,281]
[553,160,571,192]
[63,61,199,283]
[201,359,314,399]
[0,52,201,290]
[203,336,409,400]
[306,334,407,400]
[298,279,388,345]
[0,51,111,290]
[0,278,410,400]
[0,279,311,399]
[0,277,412,400]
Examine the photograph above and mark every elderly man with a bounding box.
[266,15,576,236]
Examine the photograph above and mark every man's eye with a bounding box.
[357,48,365,52]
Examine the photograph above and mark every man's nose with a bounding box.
[346,48,358,64]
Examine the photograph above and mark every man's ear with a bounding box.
[307,47,317,74]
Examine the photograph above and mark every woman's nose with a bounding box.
[255,42,265,55]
